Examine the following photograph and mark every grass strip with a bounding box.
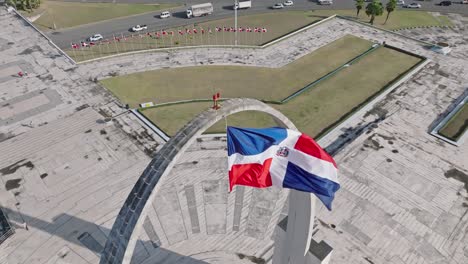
[137,46,421,136]
[101,35,373,107]
[66,10,452,61]
[29,1,177,31]
[439,103,468,141]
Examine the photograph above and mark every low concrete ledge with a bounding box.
[307,240,333,264]
[430,89,468,146]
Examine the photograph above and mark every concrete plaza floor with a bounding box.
[0,6,467,264]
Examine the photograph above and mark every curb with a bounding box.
[429,89,468,146]
[7,6,77,65]
[130,109,170,142]
[392,24,453,32]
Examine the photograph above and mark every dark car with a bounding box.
[439,1,451,6]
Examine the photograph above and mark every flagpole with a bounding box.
[98,41,102,58]
[234,0,238,46]
[272,191,316,264]
[71,43,76,60]
[89,44,95,60]
[113,34,119,54]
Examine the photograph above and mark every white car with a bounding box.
[160,11,171,18]
[131,25,148,32]
[397,0,405,5]
[405,3,421,8]
[283,0,294,6]
[87,34,103,42]
[318,0,333,5]
[272,3,284,9]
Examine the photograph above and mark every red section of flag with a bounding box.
[294,134,337,168]
[228,158,273,191]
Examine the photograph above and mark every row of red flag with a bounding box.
[71,26,268,49]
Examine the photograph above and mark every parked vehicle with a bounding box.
[318,0,333,5]
[397,0,405,5]
[439,1,452,6]
[186,3,213,18]
[462,0,468,4]
[234,0,251,9]
[272,3,284,9]
[283,0,294,6]
[87,34,103,42]
[131,25,148,32]
[160,11,171,18]
[404,3,421,8]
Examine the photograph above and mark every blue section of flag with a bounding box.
[227,126,288,156]
[283,162,341,210]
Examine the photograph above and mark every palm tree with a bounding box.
[356,0,365,18]
[385,0,397,24]
[366,0,384,25]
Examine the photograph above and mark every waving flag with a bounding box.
[227,127,340,210]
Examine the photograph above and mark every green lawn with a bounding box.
[66,10,451,61]
[144,106,278,136]
[29,0,177,30]
[439,103,468,141]
[109,40,422,137]
[67,10,325,61]
[346,9,453,30]
[101,35,373,107]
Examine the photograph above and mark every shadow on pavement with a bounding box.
[2,208,209,263]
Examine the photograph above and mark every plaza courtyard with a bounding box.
[0,5,468,264]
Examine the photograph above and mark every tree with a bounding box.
[365,0,384,25]
[385,0,397,24]
[7,0,41,11]
[356,0,365,18]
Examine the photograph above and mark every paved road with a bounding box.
[48,0,468,49]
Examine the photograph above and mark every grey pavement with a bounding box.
[1,4,468,264]
[47,0,468,49]
[79,13,468,264]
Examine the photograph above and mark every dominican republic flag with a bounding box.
[227,127,340,210]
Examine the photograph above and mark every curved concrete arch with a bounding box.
[100,98,314,264]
